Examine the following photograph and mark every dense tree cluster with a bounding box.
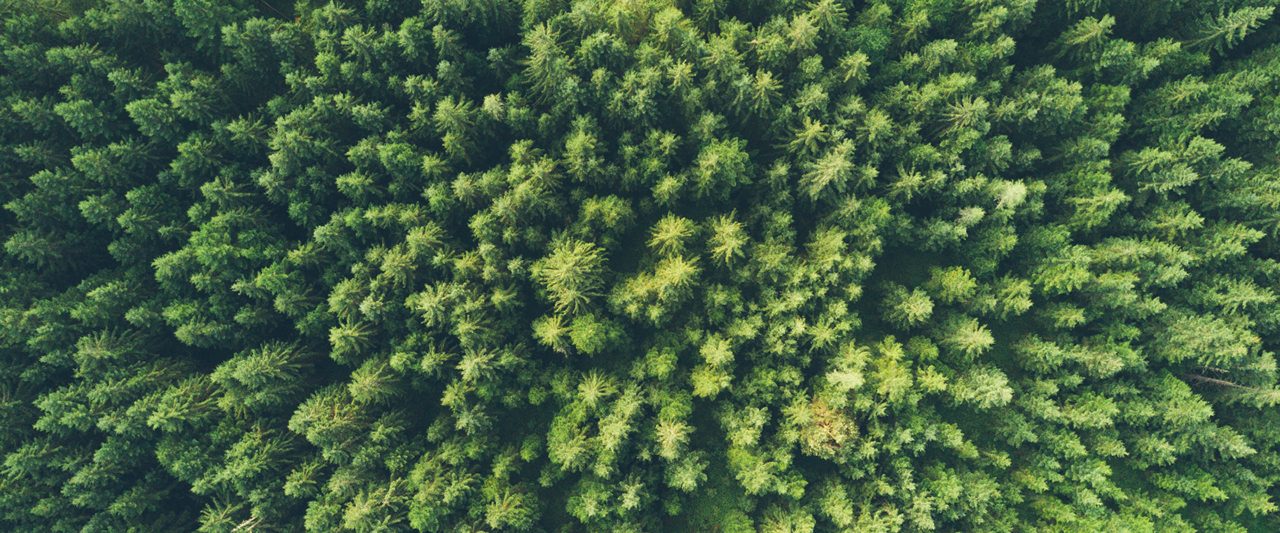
[3,0,1280,530]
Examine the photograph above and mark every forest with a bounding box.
[2,0,1280,531]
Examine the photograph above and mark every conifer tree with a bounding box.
[4,0,1280,531]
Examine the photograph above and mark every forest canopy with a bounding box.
[3,0,1280,531]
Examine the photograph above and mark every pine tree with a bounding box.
[5,0,1280,530]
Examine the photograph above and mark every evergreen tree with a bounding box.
[3,0,1280,531]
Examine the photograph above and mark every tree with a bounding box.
[532,238,607,315]
[5,0,1280,531]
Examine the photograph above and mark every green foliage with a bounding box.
[532,237,607,315]
[3,0,1280,531]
